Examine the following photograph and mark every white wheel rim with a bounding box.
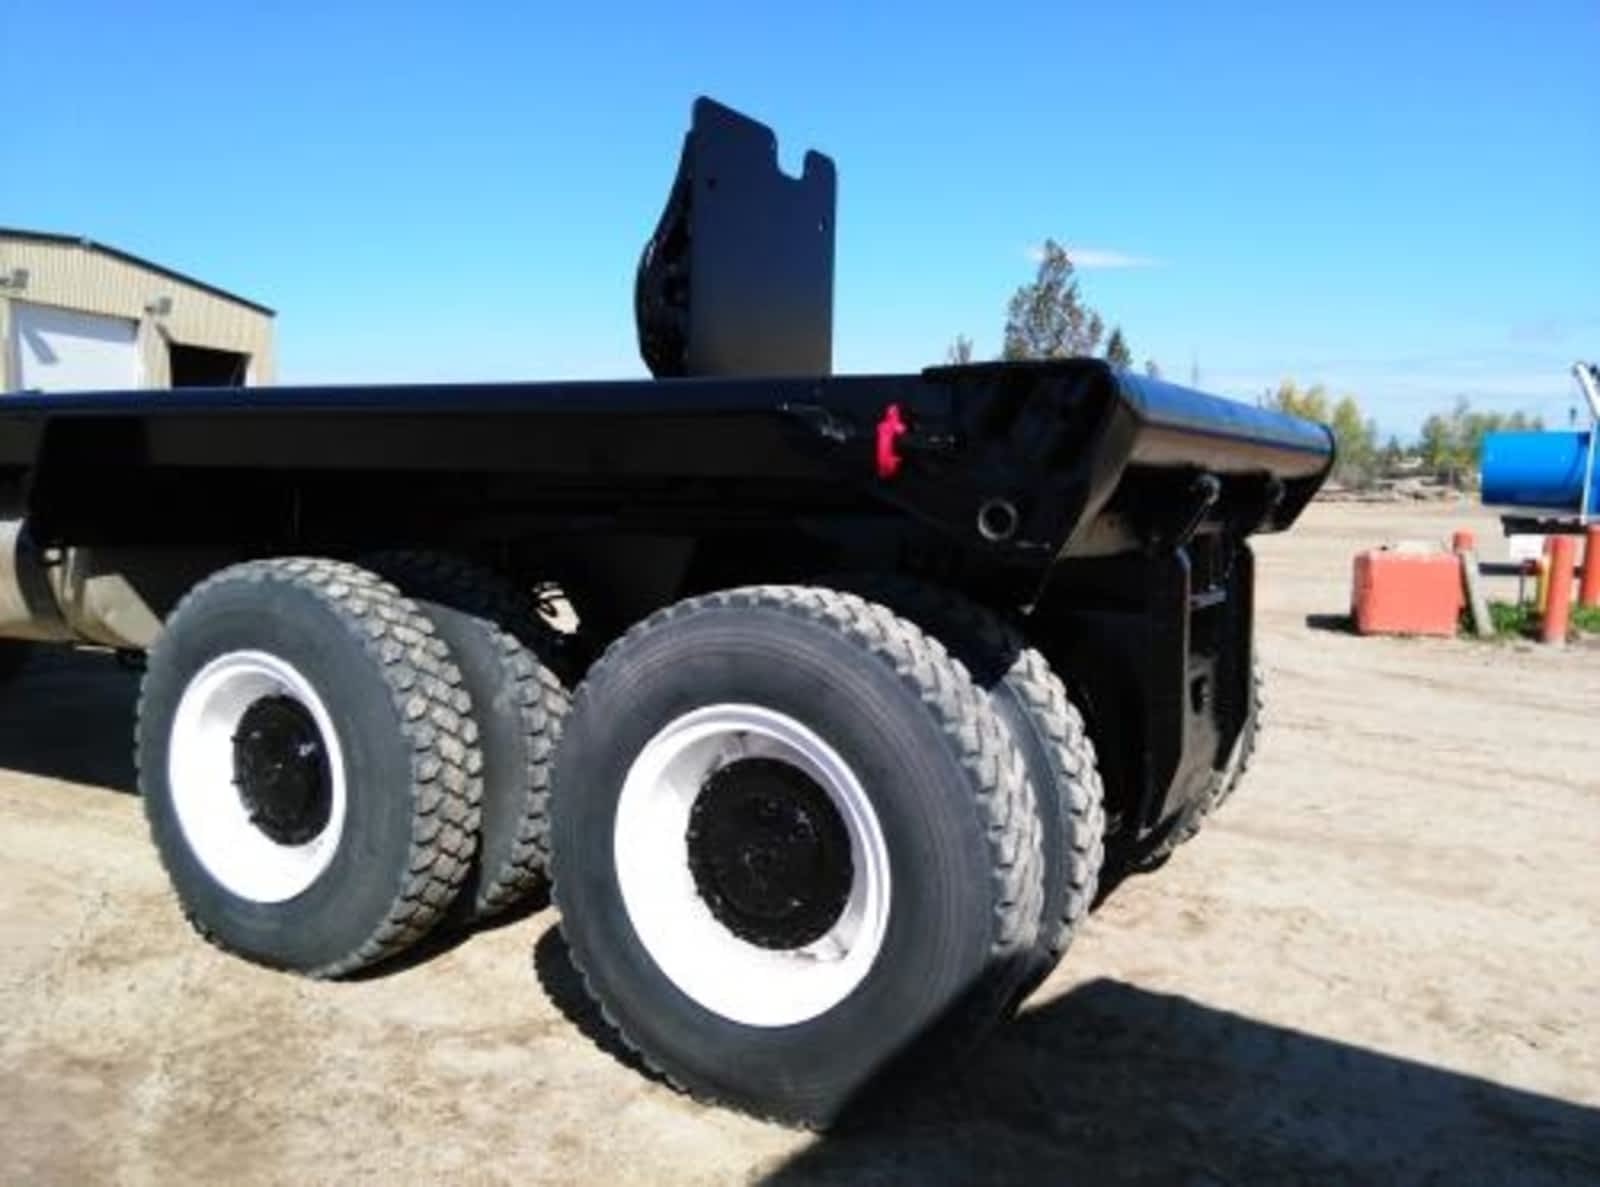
[614,704,891,1027]
[168,650,348,904]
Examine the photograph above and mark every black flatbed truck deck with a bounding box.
[0,362,1328,566]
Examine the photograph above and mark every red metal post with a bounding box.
[1543,534,1577,643]
[1582,524,1600,609]
[1451,529,1475,554]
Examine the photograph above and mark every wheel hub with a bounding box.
[685,757,854,949]
[232,695,332,846]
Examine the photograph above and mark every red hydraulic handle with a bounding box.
[875,403,908,479]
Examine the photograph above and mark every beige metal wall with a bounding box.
[0,236,275,391]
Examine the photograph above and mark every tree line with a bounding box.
[1260,382,1543,488]
[952,242,1546,489]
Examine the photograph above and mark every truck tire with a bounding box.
[1134,658,1264,870]
[364,552,569,918]
[1210,659,1264,811]
[831,577,1104,998]
[136,558,482,977]
[548,585,1043,1126]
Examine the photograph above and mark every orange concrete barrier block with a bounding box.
[1351,548,1464,636]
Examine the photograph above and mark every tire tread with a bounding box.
[363,551,569,916]
[833,577,1106,972]
[138,557,483,977]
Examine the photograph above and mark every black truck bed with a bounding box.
[0,361,1331,584]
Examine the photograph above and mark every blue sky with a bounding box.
[5,1,1596,436]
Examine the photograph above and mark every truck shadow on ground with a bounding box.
[0,648,141,793]
[532,924,667,1083]
[752,977,1599,1187]
[539,920,1599,1187]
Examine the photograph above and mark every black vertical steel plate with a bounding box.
[685,98,836,377]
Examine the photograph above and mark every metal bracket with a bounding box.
[1168,473,1222,552]
[636,98,836,378]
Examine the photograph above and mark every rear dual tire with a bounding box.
[550,586,1044,1126]
[1134,658,1265,870]
[836,578,1106,997]
[137,559,482,977]
[1211,659,1264,811]
[363,552,569,918]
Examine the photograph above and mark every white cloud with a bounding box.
[1025,244,1161,269]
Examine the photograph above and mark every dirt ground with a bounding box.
[1,501,1596,1186]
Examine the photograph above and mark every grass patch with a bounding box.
[1476,599,1600,641]
[1486,601,1536,637]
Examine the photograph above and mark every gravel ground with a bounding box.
[1,500,1596,1185]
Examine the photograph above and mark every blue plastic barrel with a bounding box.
[1480,431,1600,514]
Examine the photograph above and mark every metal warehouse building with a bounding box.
[0,229,274,394]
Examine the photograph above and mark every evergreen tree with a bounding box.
[1003,240,1107,360]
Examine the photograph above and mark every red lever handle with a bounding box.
[875,403,908,479]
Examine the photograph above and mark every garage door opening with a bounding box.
[169,342,249,387]
[10,302,141,392]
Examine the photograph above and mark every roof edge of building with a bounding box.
[0,227,276,317]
